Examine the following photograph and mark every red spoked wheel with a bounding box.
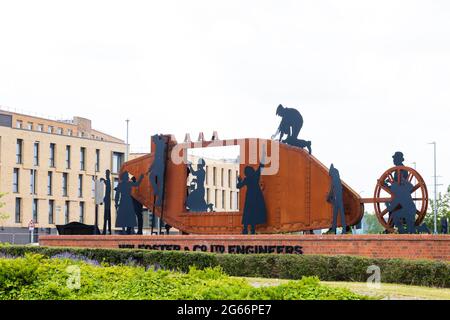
[373,166,428,233]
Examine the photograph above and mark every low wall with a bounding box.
[39,234,450,261]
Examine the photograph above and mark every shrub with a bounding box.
[0,255,367,300]
[0,244,448,288]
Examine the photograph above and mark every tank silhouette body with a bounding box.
[122,135,364,234]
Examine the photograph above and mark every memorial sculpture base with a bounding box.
[38,234,450,261]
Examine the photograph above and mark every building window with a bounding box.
[112,152,124,174]
[64,201,70,224]
[222,190,225,209]
[78,174,83,197]
[214,190,218,208]
[62,173,68,197]
[32,199,38,222]
[27,122,33,130]
[30,169,37,195]
[95,149,100,172]
[16,139,23,164]
[236,192,239,210]
[213,167,217,186]
[13,168,19,193]
[80,147,86,170]
[113,178,119,198]
[206,188,210,203]
[205,166,209,185]
[49,143,56,167]
[67,129,72,136]
[15,198,22,223]
[33,142,39,166]
[48,200,55,224]
[16,120,23,129]
[228,169,232,188]
[65,145,71,169]
[79,202,85,223]
[57,127,63,135]
[230,191,233,210]
[48,126,53,133]
[37,124,43,132]
[221,169,224,187]
[47,171,53,195]
[91,176,96,198]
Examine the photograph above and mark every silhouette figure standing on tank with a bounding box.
[272,104,312,154]
[186,158,214,212]
[237,160,267,235]
[326,164,347,234]
[131,176,144,235]
[100,169,112,235]
[115,171,144,234]
[148,135,168,207]
[386,177,417,234]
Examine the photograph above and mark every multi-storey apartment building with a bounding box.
[0,109,127,243]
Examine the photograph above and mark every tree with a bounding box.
[363,212,385,234]
[424,185,450,233]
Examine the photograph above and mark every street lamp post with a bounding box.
[412,162,417,201]
[126,119,130,161]
[428,142,438,234]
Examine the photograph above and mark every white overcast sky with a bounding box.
[1,0,449,209]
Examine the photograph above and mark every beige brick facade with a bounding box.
[0,110,127,231]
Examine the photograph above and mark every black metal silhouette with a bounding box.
[416,223,431,234]
[237,159,267,235]
[272,104,312,154]
[186,158,214,212]
[148,135,168,207]
[386,177,417,234]
[392,152,408,182]
[327,164,347,234]
[441,217,448,234]
[114,171,144,234]
[383,152,411,229]
[100,169,112,235]
[131,176,144,235]
[165,223,172,235]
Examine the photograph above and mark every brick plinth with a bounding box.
[39,234,450,261]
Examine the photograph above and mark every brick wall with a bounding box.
[39,234,450,261]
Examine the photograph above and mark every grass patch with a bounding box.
[323,282,450,300]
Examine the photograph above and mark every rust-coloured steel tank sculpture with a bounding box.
[122,135,364,234]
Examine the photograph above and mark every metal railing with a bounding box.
[0,232,38,245]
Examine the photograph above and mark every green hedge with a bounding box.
[1,244,449,288]
[0,254,367,300]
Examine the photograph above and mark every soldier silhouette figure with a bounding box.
[386,177,417,234]
[237,158,267,235]
[384,152,410,226]
[131,176,144,235]
[186,158,214,212]
[272,104,312,154]
[148,135,168,207]
[100,170,112,235]
[391,152,408,182]
[326,164,347,234]
[115,171,144,234]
